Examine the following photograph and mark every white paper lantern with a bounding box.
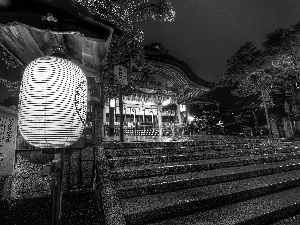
[18,56,87,148]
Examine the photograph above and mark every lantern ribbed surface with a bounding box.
[18,56,87,148]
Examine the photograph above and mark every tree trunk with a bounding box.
[283,117,293,138]
[270,114,280,138]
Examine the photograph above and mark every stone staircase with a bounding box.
[102,139,300,225]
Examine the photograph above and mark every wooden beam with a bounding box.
[0,3,111,40]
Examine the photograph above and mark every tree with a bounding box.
[224,22,300,103]
[195,110,222,134]
[223,41,266,84]
[263,24,300,65]
[269,54,300,103]
[0,78,20,97]
[0,96,18,108]
[223,24,300,137]
[262,24,300,104]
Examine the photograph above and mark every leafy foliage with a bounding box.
[232,55,300,104]
[77,0,175,70]
[194,110,222,134]
[224,20,300,109]
[0,78,20,97]
[223,41,266,84]
[263,24,300,61]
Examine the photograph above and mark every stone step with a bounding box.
[104,143,267,157]
[272,214,300,225]
[111,152,300,180]
[102,138,265,150]
[116,159,300,198]
[144,186,300,225]
[108,146,298,167]
[121,170,300,224]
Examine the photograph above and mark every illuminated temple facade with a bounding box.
[101,42,215,141]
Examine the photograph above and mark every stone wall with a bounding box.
[10,147,95,199]
[11,151,52,199]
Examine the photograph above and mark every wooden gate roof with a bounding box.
[0,0,117,77]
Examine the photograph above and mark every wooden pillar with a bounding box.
[109,99,115,136]
[176,103,182,124]
[142,108,145,125]
[158,104,162,139]
[103,105,106,124]
[152,109,154,131]
[124,105,127,123]
[102,104,106,138]
[119,85,124,142]
[143,107,145,132]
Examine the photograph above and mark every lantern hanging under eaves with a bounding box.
[18,56,87,148]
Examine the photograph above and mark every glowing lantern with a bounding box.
[109,98,116,108]
[18,56,87,148]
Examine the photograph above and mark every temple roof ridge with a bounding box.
[144,42,215,89]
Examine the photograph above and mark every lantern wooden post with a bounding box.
[51,149,65,225]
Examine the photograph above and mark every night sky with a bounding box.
[1,0,300,101]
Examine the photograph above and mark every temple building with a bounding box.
[102,42,215,141]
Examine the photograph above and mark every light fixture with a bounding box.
[109,98,116,108]
[180,104,186,112]
[162,98,171,106]
[18,56,87,148]
[188,115,194,122]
